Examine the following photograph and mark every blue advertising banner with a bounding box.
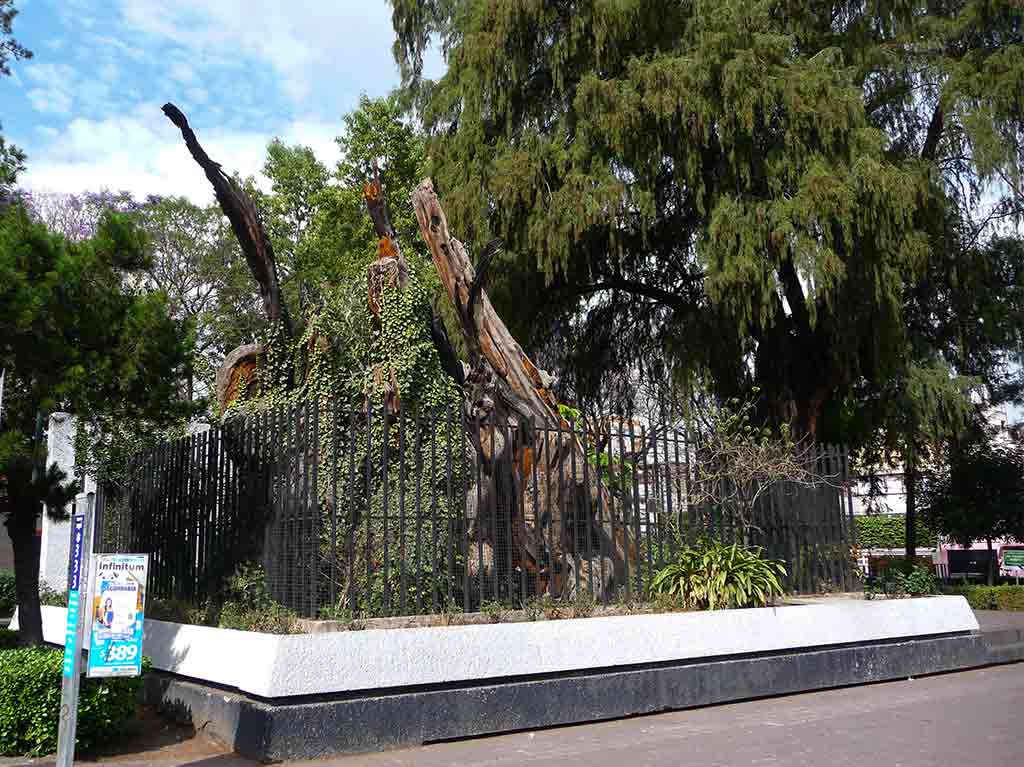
[86,554,149,678]
[61,514,86,678]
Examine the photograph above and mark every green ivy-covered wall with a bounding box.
[855,515,938,550]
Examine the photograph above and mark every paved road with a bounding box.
[314,664,1024,767]
[5,664,1021,766]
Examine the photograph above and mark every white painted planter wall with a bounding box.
[31,597,978,699]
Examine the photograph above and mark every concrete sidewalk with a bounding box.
[5,663,1021,767]
[307,664,1024,766]
[4,607,1022,766]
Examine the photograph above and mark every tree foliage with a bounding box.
[133,194,262,400]
[0,0,29,198]
[300,95,429,288]
[389,0,1024,439]
[0,203,192,642]
[922,425,1024,550]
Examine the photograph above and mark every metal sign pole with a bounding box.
[56,493,94,767]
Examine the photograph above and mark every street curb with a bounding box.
[145,632,991,761]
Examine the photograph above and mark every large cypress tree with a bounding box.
[389,0,1023,438]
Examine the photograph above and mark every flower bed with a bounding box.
[32,597,978,698]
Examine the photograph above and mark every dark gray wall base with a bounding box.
[145,634,994,762]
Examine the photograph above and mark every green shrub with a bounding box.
[218,599,298,634]
[0,646,146,756]
[480,599,511,623]
[855,515,937,549]
[867,555,933,576]
[0,630,19,649]
[947,585,994,609]
[215,564,299,634]
[524,593,561,621]
[903,565,938,596]
[38,584,68,608]
[994,586,1024,611]
[145,565,300,633]
[650,540,787,610]
[146,598,213,626]
[569,589,597,619]
[946,585,1024,611]
[865,564,937,600]
[0,571,14,617]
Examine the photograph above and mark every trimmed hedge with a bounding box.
[855,515,937,549]
[0,570,14,617]
[0,646,146,756]
[946,585,1024,611]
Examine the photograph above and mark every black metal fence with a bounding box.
[96,400,859,618]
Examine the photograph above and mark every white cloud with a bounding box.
[87,34,145,61]
[185,86,209,105]
[23,60,115,116]
[20,104,342,204]
[98,61,120,84]
[27,87,72,115]
[114,0,414,118]
[25,62,76,88]
[11,1,446,207]
[169,60,197,84]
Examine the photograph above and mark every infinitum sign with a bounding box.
[87,554,149,678]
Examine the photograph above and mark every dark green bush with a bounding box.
[994,586,1024,611]
[946,585,1024,611]
[0,630,19,649]
[0,646,146,756]
[218,599,298,634]
[147,598,213,626]
[0,571,14,617]
[145,567,299,634]
[904,565,937,596]
[864,564,937,599]
[867,555,934,576]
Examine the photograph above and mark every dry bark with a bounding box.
[411,179,636,598]
[162,103,291,337]
[362,172,410,414]
[215,343,264,412]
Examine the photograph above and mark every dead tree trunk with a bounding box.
[411,179,636,599]
[162,103,292,411]
[163,104,294,599]
[362,171,410,415]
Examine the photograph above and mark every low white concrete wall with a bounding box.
[34,597,978,699]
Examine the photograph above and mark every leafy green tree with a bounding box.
[133,195,263,401]
[300,95,428,289]
[0,204,192,644]
[854,227,1024,563]
[0,0,30,198]
[922,424,1024,584]
[389,0,1024,439]
[261,140,330,313]
[854,360,974,563]
[21,190,137,242]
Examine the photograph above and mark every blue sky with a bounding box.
[0,0,441,203]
